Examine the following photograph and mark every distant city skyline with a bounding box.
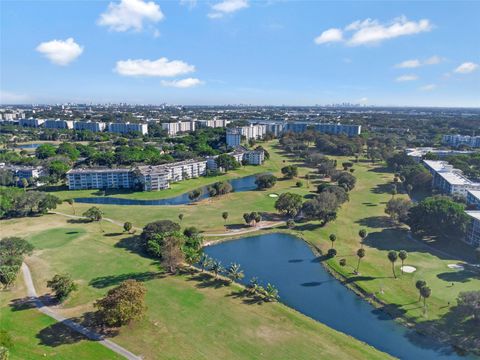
[1,0,479,107]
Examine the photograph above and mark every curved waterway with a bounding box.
[74,174,260,206]
[204,233,477,360]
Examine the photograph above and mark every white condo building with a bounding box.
[197,119,231,128]
[19,118,45,127]
[162,121,196,136]
[44,119,74,129]
[74,121,106,132]
[108,122,148,135]
[442,134,480,148]
[423,160,480,198]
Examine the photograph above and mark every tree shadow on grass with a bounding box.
[294,223,325,232]
[10,295,57,311]
[404,304,480,356]
[370,183,394,195]
[355,216,395,229]
[343,275,378,284]
[36,322,89,347]
[187,272,230,289]
[89,271,165,288]
[67,218,91,224]
[436,269,479,283]
[103,232,124,237]
[371,303,407,320]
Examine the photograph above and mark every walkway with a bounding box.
[21,263,142,360]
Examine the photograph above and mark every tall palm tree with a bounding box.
[356,248,366,273]
[420,286,431,309]
[329,234,336,249]
[264,283,279,302]
[398,250,408,275]
[387,251,398,278]
[211,260,224,279]
[358,229,367,248]
[222,212,229,227]
[226,263,244,283]
[199,254,213,272]
[415,280,426,302]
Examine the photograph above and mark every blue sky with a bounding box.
[1,0,479,106]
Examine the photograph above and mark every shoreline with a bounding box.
[203,230,479,358]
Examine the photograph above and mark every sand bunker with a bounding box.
[269,193,279,198]
[400,266,417,273]
[447,264,464,270]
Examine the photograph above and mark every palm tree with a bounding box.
[21,178,28,191]
[178,213,184,222]
[398,250,408,275]
[198,254,213,272]
[329,234,336,249]
[420,286,431,309]
[356,248,366,273]
[359,229,367,248]
[226,263,244,283]
[64,198,75,215]
[387,250,398,278]
[247,277,260,295]
[222,212,229,225]
[264,283,279,302]
[415,280,427,301]
[210,260,224,279]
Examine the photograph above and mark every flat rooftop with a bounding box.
[468,190,480,200]
[466,211,480,221]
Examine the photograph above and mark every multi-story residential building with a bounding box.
[442,134,480,148]
[108,122,148,135]
[243,149,265,165]
[19,118,45,127]
[66,168,134,190]
[197,119,230,128]
[423,160,480,197]
[73,121,106,132]
[165,159,207,182]
[136,165,170,191]
[162,121,196,136]
[264,122,284,137]
[284,122,361,136]
[0,164,46,185]
[44,119,74,129]
[405,147,476,162]
[467,190,480,210]
[226,128,242,147]
[465,211,480,248]
[240,124,267,140]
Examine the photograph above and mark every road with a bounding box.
[21,263,142,360]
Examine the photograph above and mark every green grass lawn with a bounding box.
[2,140,479,357]
[1,216,389,360]
[0,272,123,360]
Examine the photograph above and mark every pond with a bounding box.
[204,233,477,360]
[74,174,261,206]
[16,143,42,149]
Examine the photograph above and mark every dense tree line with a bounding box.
[0,188,60,219]
[0,237,33,288]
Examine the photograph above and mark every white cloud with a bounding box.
[396,74,418,82]
[315,16,433,46]
[395,55,442,68]
[115,57,195,77]
[36,38,84,66]
[395,59,421,68]
[419,84,437,91]
[314,28,343,45]
[98,0,164,32]
[454,62,478,74]
[161,78,203,88]
[180,0,197,9]
[424,55,442,65]
[208,0,248,19]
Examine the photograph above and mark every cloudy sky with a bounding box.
[1,0,479,106]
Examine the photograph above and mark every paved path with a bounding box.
[50,211,142,231]
[203,221,285,238]
[21,263,141,360]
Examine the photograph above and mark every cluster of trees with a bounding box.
[415,280,432,309]
[0,237,33,288]
[243,212,262,227]
[386,153,432,193]
[255,174,277,189]
[47,274,77,302]
[141,220,203,273]
[279,132,364,156]
[208,181,233,197]
[0,188,60,219]
[406,196,471,238]
[302,184,351,224]
[281,165,298,179]
[198,255,279,302]
[444,153,480,182]
[215,154,240,172]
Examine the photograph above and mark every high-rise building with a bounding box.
[108,122,148,135]
[161,121,196,136]
[226,128,242,147]
[44,119,74,129]
[73,121,106,132]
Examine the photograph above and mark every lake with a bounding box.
[204,233,477,360]
[74,174,261,206]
